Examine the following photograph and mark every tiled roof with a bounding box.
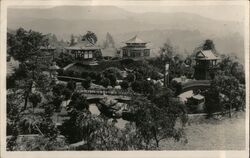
[196,50,218,60]
[65,40,100,50]
[125,35,147,44]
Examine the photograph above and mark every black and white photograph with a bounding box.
[1,0,249,157]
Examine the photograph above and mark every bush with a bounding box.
[67,80,76,91]
[82,77,91,89]
[204,88,221,115]
[120,58,134,65]
[120,80,129,90]
[100,78,110,88]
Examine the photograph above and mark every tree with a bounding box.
[7,28,51,110]
[218,55,245,84]
[193,39,217,55]
[29,92,42,109]
[203,39,216,52]
[131,81,143,93]
[7,28,47,62]
[82,77,91,89]
[206,74,244,117]
[67,80,76,91]
[106,73,117,87]
[128,96,187,148]
[160,39,175,62]
[68,92,89,111]
[69,34,76,46]
[103,32,115,48]
[62,88,72,100]
[126,73,136,83]
[205,88,221,116]
[82,31,97,45]
[103,67,122,79]
[120,80,129,90]
[100,78,110,88]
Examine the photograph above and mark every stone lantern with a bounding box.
[49,62,60,81]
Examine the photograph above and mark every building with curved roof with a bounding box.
[121,35,150,58]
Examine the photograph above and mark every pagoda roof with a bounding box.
[65,40,100,50]
[125,35,147,44]
[196,50,219,60]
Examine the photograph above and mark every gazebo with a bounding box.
[122,35,150,58]
[194,50,219,80]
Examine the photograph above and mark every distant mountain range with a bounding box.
[7,6,245,62]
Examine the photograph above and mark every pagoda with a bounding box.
[122,35,150,58]
[194,50,219,80]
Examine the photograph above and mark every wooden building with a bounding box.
[40,45,56,60]
[65,39,102,62]
[122,36,150,58]
[194,50,219,80]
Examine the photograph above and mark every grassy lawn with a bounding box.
[160,112,246,150]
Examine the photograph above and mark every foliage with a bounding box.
[29,92,42,108]
[67,80,77,91]
[81,77,91,89]
[128,96,187,148]
[202,39,216,52]
[103,67,122,78]
[54,52,74,68]
[193,39,217,55]
[218,55,245,84]
[69,34,76,46]
[100,78,110,88]
[120,80,129,90]
[131,80,159,96]
[106,73,117,87]
[204,88,221,115]
[82,31,98,45]
[103,32,115,48]
[68,92,89,111]
[170,80,183,96]
[205,74,245,116]
[7,90,61,150]
[7,28,47,62]
[52,83,66,96]
[126,73,136,82]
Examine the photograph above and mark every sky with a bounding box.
[8,2,246,23]
[119,5,245,22]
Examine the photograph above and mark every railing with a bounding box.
[80,89,140,97]
[181,80,211,93]
[57,75,86,82]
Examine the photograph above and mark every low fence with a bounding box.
[80,89,140,97]
[187,109,240,123]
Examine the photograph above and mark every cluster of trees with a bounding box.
[7,27,245,150]
[148,40,194,81]
[205,72,245,116]
[7,28,189,151]
[103,32,115,49]
[195,40,246,116]
[59,87,188,150]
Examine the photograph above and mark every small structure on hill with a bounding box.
[64,38,102,63]
[194,50,219,80]
[121,35,150,58]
